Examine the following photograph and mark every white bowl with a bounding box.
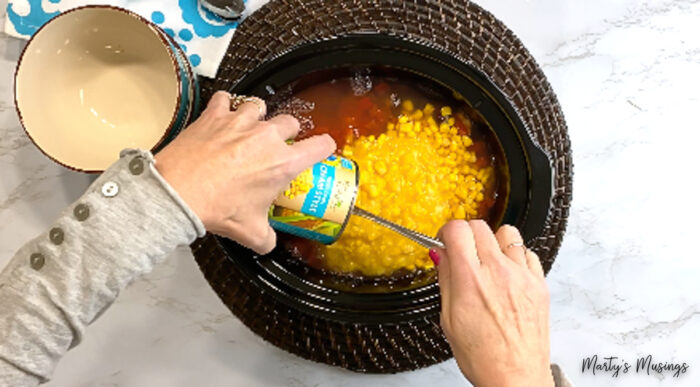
[15,6,184,172]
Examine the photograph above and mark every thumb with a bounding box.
[435,248,453,331]
[252,223,277,255]
[223,216,277,255]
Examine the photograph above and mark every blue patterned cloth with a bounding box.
[4,0,269,77]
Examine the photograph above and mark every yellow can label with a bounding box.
[270,155,359,244]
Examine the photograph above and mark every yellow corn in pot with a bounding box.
[325,102,494,276]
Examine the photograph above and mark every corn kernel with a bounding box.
[375,160,388,175]
[441,106,452,116]
[400,122,413,132]
[402,100,414,112]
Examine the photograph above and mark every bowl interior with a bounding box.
[15,7,179,171]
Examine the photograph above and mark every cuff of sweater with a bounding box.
[119,149,206,239]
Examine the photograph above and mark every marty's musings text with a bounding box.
[581,355,689,378]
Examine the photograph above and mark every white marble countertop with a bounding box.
[1,0,699,386]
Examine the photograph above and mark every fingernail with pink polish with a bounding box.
[429,249,440,266]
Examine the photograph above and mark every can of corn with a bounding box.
[269,155,359,244]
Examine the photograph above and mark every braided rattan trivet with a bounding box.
[192,0,572,373]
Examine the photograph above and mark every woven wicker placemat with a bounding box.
[193,0,572,373]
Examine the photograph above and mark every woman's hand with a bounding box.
[154,91,336,254]
[433,220,554,387]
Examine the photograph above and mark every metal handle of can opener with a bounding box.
[351,207,445,249]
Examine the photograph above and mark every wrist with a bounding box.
[478,373,554,387]
[151,151,207,236]
[456,357,554,387]
[497,367,555,387]
[153,152,207,224]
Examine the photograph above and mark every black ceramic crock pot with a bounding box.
[217,34,553,324]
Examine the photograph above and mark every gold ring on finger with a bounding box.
[230,94,265,118]
[506,241,527,254]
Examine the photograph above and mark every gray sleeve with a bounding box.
[551,364,574,387]
[0,149,205,386]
